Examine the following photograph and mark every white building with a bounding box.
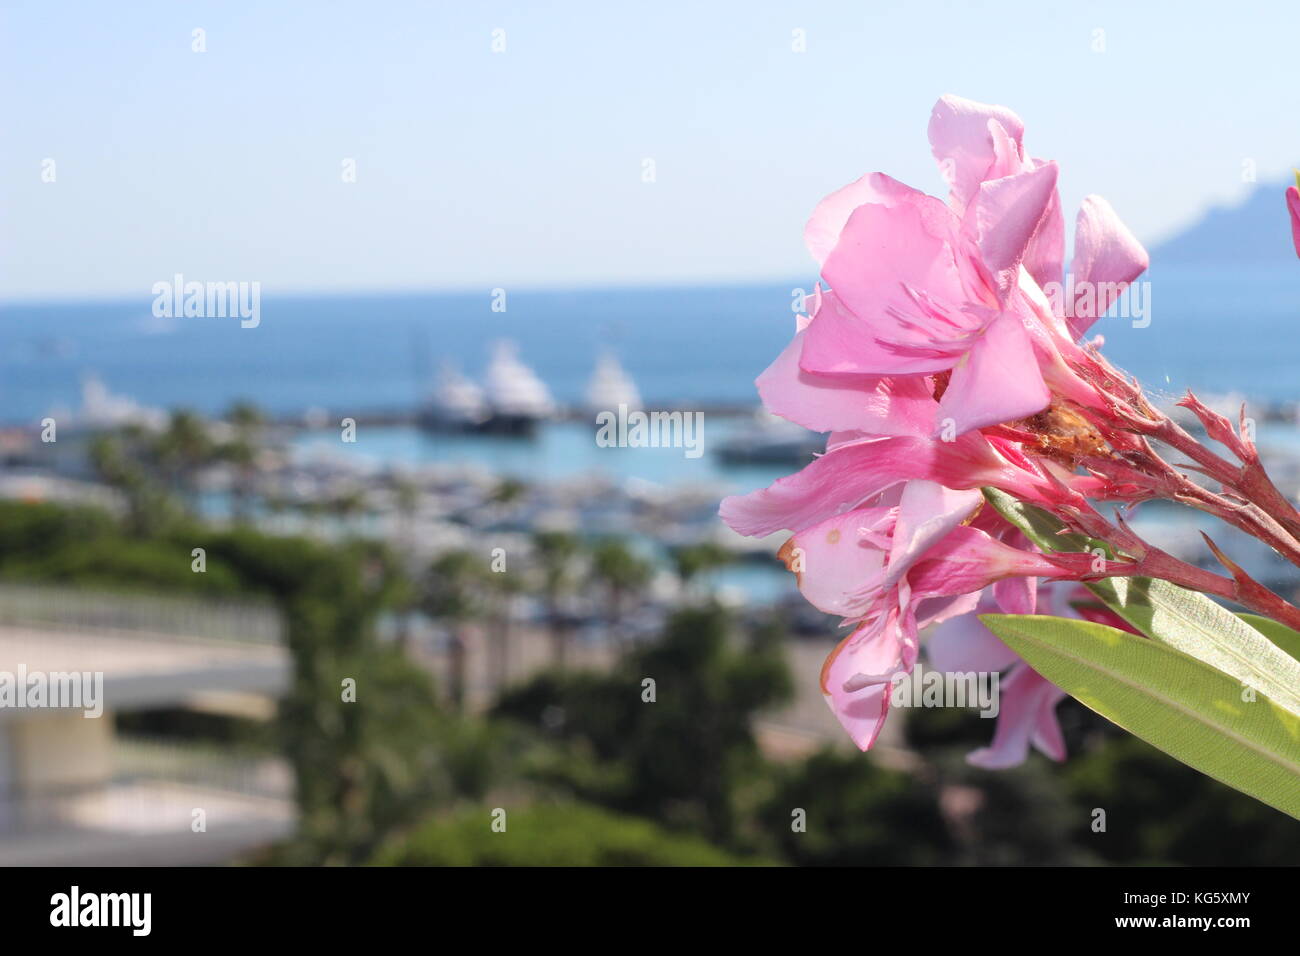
[0,584,294,866]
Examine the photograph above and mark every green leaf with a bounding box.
[1238,613,1300,664]
[982,488,1300,718]
[982,487,1099,554]
[1095,578,1300,717]
[982,613,1300,819]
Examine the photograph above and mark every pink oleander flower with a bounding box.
[774,483,1125,750]
[926,583,1139,768]
[720,94,1158,761]
[767,94,1147,439]
[730,97,1300,811]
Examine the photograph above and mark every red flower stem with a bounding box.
[1082,349,1300,541]
[1150,418,1300,538]
[1063,502,1300,633]
[1061,346,1300,626]
[1133,449,1300,571]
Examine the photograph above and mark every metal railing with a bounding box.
[0,581,283,646]
[113,735,292,798]
[0,736,293,837]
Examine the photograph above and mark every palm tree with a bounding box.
[489,477,527,507]
[391,477,422,650]
[392,477,421,550]
[531,530,580,668]
[422,551,485,711]
[221,401,266,523]
[590,537,652,649]
[671,541,734,598]
[328,488,369,529]
[483,564,524,694]
[88,429,177,535]
[151,409,214,509]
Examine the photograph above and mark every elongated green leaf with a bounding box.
[1097,578,1300,717]
[1238,613,1300,664]
[982,488,1300,717]
[982,613,1300,819]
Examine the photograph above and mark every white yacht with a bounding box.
[480,340,556,435]
[74,375,167,431]
[584,351,641,414]
[420,362,490,431]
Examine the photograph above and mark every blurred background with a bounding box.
[1,0,1299,865]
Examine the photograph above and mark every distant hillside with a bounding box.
[1150,177,1296,266]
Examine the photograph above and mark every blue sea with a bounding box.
[1,265,1298,425]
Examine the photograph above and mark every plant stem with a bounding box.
[1150,418,1300,544]
[1065,501,1300,633]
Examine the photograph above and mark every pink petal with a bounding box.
[882,480,983,588]
[718,432,1035,538]
[1287,185,1300,259]
[820,612,911,750]
[1068,195,1149,337]
[993,574,1038,615]
[808,196,972,376]
[1021,159,1065,291]
[718,439,904,538]
[964,162,1060,301]
[782,507,891,618]
[967,664,1062,769]
[755,329,938,436]
[825,429,871,451]
[992,527,1039,613]
[803,172,943,265]
[928,95,1026,213]
[926,606,1018,674]
[1031,683,1068,761]
[799,288,958,377]
[908,525,1060,597]
[936,312,1050,433]
[916,589,983,628]
[985,119,1025,182]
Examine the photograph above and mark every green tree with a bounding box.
[422,550,488,711]
[758,748,955,866]
[219,400,266,523]
[151,409,215,506]
[1063,733,1300,865]
[88,429,180,536]
[589,537,652,648]
[488,477,527,507]
[194,529,453,865]
[531,530,581,668]
[670,541,733,596]
[495,602,792,846]
[371,802,760,867]
[483,559,524,694]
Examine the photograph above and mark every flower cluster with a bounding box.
[722,95,1300,764]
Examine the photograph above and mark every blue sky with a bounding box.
[3,0,1297,300]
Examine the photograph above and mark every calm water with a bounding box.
[292,420,788,491]
[7,270,1296,607]
[2,265,1299,426]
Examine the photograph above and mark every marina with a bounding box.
[6,332,1300,621]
